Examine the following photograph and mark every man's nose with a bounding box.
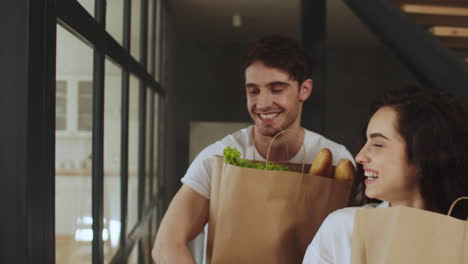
[257,92,273,109]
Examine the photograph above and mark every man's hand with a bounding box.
[152,184,209,264]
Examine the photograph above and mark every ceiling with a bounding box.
[173,0,380,47]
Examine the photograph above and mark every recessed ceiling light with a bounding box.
[401,4,468,16]
[233,13,242,28]
[429,26,468,37]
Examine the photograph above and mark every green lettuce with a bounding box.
[223,147,289,171]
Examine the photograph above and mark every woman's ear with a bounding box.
[299,79,313,102]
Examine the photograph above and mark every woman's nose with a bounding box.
[355,147,369,165]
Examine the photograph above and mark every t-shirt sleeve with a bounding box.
[336,145,356,167]
[180,142,224,199]
[302,208,356,264]
[302,213,337,264]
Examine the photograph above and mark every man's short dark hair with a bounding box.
[243,35,313,85]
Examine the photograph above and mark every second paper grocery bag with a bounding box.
[351,199,468,264]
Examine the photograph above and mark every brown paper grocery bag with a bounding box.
[351,197,468,264]
[206,156,353,264]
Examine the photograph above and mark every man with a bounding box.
[152,35,354,263]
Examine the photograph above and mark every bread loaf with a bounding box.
[309,148,333,178]
[334,159,355,181]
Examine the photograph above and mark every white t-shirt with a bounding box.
[302,201,390,264]
[181,126,354,199]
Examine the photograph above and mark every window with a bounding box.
[54,0,167,263]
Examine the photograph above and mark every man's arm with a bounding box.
[152,184,209,264]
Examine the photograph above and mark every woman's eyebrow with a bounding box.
[369,133,389,140]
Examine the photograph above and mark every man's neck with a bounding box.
[253,126,305,162]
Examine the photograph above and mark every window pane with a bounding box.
[154,0,162,79]
[142,231,152,264]
[128,242,138,264]
[106,0,124,45]
[103,58,123,261]
[150,214,157,247]
[77,0,95,18]
[128,75,140,235]
[153,93,160,197]
[56,81,67,131]
[128,223,150,264]
[147,0,155,74]
[145,88,152,207]
[55,25,93,264]
[78,81,93,131]
[130,0,142,63]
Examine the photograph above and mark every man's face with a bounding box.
[245,61,310,137]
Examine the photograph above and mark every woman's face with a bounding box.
[355,106,422,204]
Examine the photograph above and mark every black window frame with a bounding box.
[0,0,167,263]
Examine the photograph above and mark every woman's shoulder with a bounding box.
[323,203,383,228]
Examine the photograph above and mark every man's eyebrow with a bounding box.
[245,81,289,88]
[268,81,290,87]
[369,133,389,140]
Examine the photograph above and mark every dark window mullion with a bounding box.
[137,0,149,262]
[148,2,158,262]
[56,0,165,96]
[120,0,132,254]
[147,91,156,264]
[91,0,106,263]
[148,0,157,214]
[157,0,167,196]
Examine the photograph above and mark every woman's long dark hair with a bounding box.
[352,86,468,220]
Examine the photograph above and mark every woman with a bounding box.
[302,86,468,264]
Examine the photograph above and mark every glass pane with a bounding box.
[128,243,138,264]
[153,93,160,197]
[128,223,150,264]
[147,0,155,74]
[130,0,142,63]
[103,58,123,262]
[128,75,140,235]
[145,88,152,207]
[77,0,95,18]
[142,232,152,264]
[154,0,162,79]
[56,81,67,131]
[55,24,94,264]
[150,214,157,246]
[106,0,124,45]
[78,81,93,131]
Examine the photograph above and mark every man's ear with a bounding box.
[299,79,313,102]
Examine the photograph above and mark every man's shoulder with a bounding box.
[303,129,348,154]
[218,126,251,144]
[195,126,252,158]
